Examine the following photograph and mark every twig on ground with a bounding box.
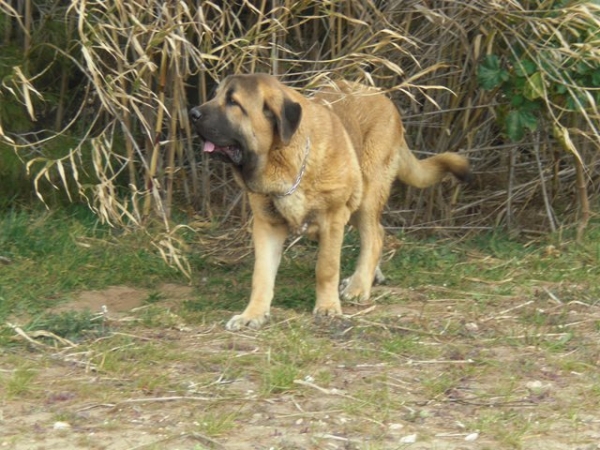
[114,395,216,408]
[446,398,537,408]
[315,433,363,443]
[293,379,359,402]
[407,359,474,365]
[567,301,597,308]
[543,287,562,305]
[481,300,534,322]
[275,409,345,420]
[8,324,48,348]
[482,332,571,342]
[76,403,117,412]
[30,330,77,347]
[355,317,437,336]
[5,323,75,348]
[347,305,377,318]
[464,277,514,285]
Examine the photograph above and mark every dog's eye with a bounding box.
[226,90,240,108]
[263,102,273,118]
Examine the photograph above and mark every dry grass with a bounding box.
[1,1,599,265]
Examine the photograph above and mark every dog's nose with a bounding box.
[189,107,202,123]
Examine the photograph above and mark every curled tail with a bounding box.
[396,139,471,189]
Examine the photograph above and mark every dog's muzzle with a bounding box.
[189,106,244,166]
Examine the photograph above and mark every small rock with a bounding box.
[400,433,417,444]
[465,322,479,332]
[53,421,71,431]
[526,380,552,394]
[465,432,479,441]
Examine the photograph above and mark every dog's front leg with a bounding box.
[226,216,288,331]
[313,212,346,317]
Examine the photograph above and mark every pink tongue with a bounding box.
[203,141,216,153]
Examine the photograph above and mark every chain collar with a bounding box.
[275,138,310,198]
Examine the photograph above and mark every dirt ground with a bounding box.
[2,282,600,450]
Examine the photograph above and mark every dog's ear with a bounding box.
[267,96,302,145]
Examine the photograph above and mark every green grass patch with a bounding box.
[25,310,107,343]
[3,366,38,398]
[0,206,188,320]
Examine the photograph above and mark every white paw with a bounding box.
[374,265,386,285]
[340,275,371,303]
[225,313,269,331]
[339,276,350,293]
[313,303,342,317]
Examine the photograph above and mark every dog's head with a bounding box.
[189,74,302,188]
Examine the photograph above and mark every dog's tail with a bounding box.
[396,139,471,189]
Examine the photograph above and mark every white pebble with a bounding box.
[400,433,417,444]
[53,421,71,431]
[526,380,552,394]
[465,432,479,441]
[465,322,479,332]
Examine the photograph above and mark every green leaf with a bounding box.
[510,94,525,107]
[575,61,591,76]
[514,59,537,77]
[478,55,510,90]
[524,72,545,100]
[566,92,587,111]
[555,83,568,95]
[505,108,539,142]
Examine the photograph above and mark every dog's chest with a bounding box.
[271,195,318,236]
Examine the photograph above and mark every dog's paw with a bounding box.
[339,276,350,293]
[313,302,342,317]
[341,268,384,302]
[225,313,269,331]
[374,265,386,285]
[340,275,371,303]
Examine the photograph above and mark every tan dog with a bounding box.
[189,74,470,330]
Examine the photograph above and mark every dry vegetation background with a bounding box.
[1,0,599,247]
[2,3,600,448]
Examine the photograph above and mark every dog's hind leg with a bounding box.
[340,205,385,303]
[340,155,394,303]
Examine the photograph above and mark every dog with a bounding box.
[189,73,470,330]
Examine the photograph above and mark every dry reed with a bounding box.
[1,0,599,270]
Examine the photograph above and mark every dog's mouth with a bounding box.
[203,140,243,166]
